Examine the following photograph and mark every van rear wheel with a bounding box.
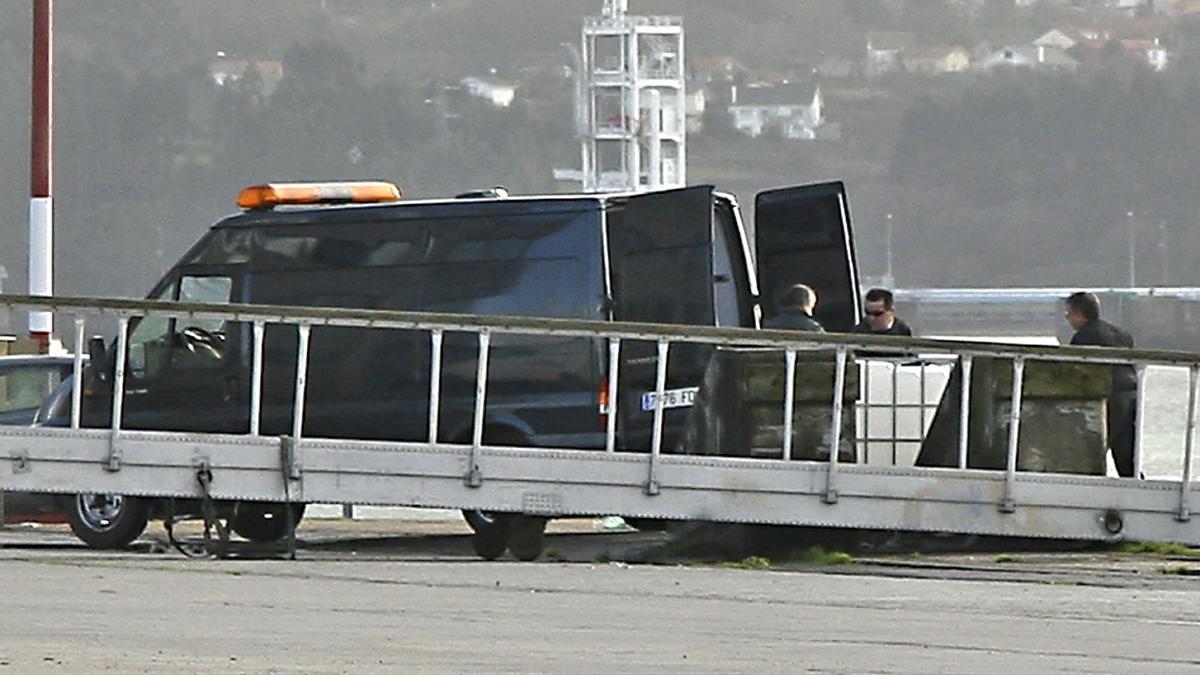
[67,493,150,550]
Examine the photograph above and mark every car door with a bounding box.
[607,185,715,451]
[755,182,861,333]
[122,272,246,433]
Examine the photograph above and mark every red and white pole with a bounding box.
[29,0,53,351]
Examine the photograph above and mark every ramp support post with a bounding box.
[1178,364,1198,522]
[782,349,797,461]
[249,321,265,436]
[605,338,621,454]
[104,318,130,472]
[646,340,670,496]
[1000,356,1025,513]
[428,329,444,445]
[825,347,848,504]
[466,331,490,488]
[957,356,973,469]
[70,316,85,429]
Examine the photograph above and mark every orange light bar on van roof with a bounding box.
[237,181,404,209]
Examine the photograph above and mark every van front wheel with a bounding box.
[67,493,150,549]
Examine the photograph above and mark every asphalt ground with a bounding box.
[0,517,1198,674]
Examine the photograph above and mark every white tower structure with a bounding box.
[578,0,686,192]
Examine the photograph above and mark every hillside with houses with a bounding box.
[1,0,1199,296]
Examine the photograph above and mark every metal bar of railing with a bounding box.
[605,338,621,454]
[105,317,130,472]
[862,361,871,464]
[891,362,899,466]
[825,347,848,504]
[782,349,797,461]
[647,339,669,495]
[919,360,928,435]
[467,331,491,487]
[290,325,311,445]
[1001,357,1025,513]
[19,296,1200,492]
[6,295,1198,370]
[249,320,265,436]
[428,329,444,444]
[1133,364,1148,480]
[70,316,85,430]
[958,356,973,470]
[1178,364,1198,522]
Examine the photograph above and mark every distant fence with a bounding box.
[895,287,1200,351]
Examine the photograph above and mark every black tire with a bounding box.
[462,509,502,533]
[472,515,511,560]
[230,502,307,543]
[67,493,150,550]
[508,516,547,562]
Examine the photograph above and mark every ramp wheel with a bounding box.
[230,502,307,543]
[462,509,501,533]
[472,515,511,560]
[67,493,150,550]
[508,516,548,562]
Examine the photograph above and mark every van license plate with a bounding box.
[641,387,699,412]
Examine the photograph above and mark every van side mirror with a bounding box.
[88,337,110,378]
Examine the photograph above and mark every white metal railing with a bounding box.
[5,293,1200,526]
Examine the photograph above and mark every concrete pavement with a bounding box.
[0,522,1197,674]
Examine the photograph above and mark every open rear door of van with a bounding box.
[607,185,715,451]
[755,182,862,333]
[608,185,715,327]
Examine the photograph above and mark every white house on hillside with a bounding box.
[980,45,1080,70]
[729,84,825,140]
[461,77,518,107]
[903,46,973,74]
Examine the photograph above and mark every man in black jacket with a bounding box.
[765,284,825,332]
[853,288,913,336]
[1065,292,1138,478]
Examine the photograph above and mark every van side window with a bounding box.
[249,211,596,319]
[127,283,178,380]
[173,276,233,370]
[128,276,233,379]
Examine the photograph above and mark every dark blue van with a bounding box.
[43,181,861,549]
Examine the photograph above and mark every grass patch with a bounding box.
[1120,541,1200,558]
[1161,565,1193,576]
[792,547,854,566]
[718,556,772,571]
[994,554,1018,564]
[544,547,563,561]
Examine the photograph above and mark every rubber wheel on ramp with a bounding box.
[508,516,548,562]
[231,502,307,543]
[472,515,511,560]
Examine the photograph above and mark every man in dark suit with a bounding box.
[1065,292,1137,478]
[765,283,825,332]
[853,288,913,336]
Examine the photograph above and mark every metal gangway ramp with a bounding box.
[1,294,1198,556]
